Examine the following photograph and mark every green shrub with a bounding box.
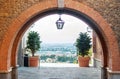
[26,31,41,56]
[75,32,91,57]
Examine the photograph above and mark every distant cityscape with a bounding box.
[36,43,78,63]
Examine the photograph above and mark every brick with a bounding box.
[0,0,119,73]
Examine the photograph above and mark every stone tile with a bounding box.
[18,66,101,79]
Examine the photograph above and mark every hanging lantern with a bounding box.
[56,15,65,29]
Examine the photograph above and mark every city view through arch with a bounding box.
[22,14,93,67]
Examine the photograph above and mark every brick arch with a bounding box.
[0,0,119,73]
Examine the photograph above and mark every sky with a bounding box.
[30,14,92,44]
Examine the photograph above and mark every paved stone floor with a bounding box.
[18,66,101,79]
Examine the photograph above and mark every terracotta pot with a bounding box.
[78,56,90,67]
[29,56,40,67]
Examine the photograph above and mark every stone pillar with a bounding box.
[17,41,24,67]
[107,69,120,79]
[11,68,18,79]
[94,58,101,68]
[101,67,107,79]
[0,73,11,79]
[0,68,18,79]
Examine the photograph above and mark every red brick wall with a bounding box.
[0,0,119,73]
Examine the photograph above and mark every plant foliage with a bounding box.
[26,31,41,56]
[75,32,91,57]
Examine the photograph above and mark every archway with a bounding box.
[0,0,119,79]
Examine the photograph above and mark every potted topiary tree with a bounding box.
[75,32,91,67]
[26,31,41,67]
